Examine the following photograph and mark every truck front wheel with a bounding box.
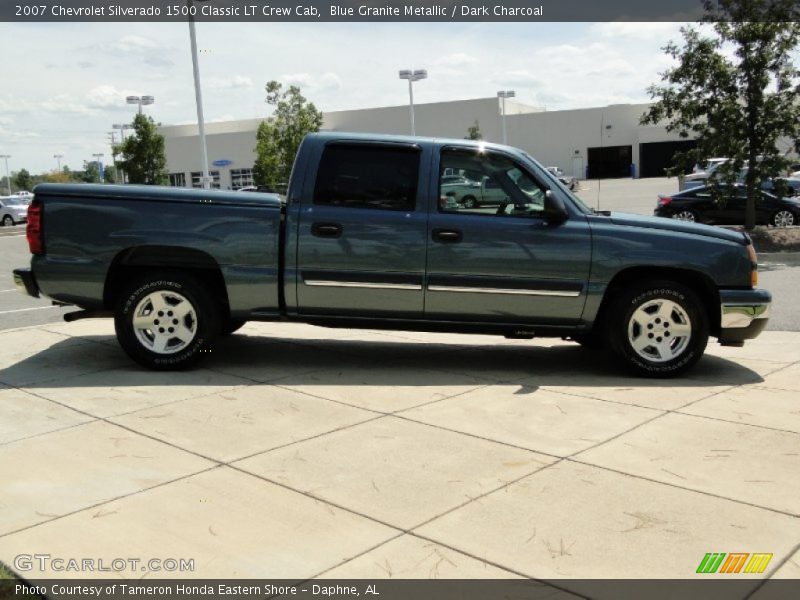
[114,272,220,370]
[608,280,708,377]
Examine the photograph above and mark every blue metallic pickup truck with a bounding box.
[14,132,771,376]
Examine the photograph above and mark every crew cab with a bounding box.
[14,132,771,376]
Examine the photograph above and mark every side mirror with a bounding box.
[445,191,456,197]
[543,190,569,225]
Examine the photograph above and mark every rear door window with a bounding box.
[313,144,420,211]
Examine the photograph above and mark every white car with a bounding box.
[0,196,29,226]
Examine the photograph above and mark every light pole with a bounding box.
[54,154,64,171]
[187,0,211,189]
[113,123,132,141]
[398,69,427,136]
[497,90,516,145]
[126,95,154,115]
[108,132,121,183]
[92,153,104,182]
[112,124,132,183]
[0,155,11,195]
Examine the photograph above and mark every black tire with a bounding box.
[608,280,708,377]
[2,215,13,227]
[222,318,247,336]
[114,271,220,370]
[462,196,477,209]
[770,209,796,228]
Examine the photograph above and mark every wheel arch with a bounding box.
[104,245,231,319]
[593,266,721,337]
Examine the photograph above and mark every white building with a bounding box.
[159,96,693,190]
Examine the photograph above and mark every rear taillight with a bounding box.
[658,197,672,206]
[26,200,43,255]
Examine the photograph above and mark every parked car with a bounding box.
[546,166,577,190]
[655,184,800,227]
[14,132,770,377]
[440,175,480,205]
[682,158,728,190]
[0,196,29,226]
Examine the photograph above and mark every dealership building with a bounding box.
[159,96,694,190]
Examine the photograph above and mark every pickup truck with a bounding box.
[13,132,771,376]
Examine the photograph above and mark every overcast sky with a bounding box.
[0,21,692,174]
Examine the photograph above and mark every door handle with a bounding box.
[311,222,343,238]
[432,228,462,243]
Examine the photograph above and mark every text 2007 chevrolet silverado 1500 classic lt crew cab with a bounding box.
[14,132,771,376]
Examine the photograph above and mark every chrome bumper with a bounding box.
[718,289,771,345]
[721,303,770,329]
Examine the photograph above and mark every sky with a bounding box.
[0,21,692,174]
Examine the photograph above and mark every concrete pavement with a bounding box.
[0,320,799,593]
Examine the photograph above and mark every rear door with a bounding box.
[295,141,429,317]
[424,146,592,324]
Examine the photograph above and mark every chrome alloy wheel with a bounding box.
[672,211,696,222]
[627,298,692,363]
[772,210,795,227]
[132,290,198,355]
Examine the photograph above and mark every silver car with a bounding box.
[0,196,29,226]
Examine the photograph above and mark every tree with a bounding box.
[14,169,33,192]
[253,81,323,190]
[117,112,168,185]
[80,162,102,184]
[641,0,800,229]
[465,120,483,140]
[103,165,118,184]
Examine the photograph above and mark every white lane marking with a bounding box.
[0,306,60,315]
[0,234,26,238]
[0,289,19,293]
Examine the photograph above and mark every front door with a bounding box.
[425,147,592,325]
[296,141,429,317]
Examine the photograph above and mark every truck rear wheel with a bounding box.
[608,280,708,377]
[114,272,220,370]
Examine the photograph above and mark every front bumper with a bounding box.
[13,268,39,298]
[718,288,771,346]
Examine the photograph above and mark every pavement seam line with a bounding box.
[568,458,800,519]
[672,409,800,437]
[0,464,224,541]
[745,540,800,598]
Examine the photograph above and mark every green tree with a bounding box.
[465,120,483,140]
[253,81,323,190]
[103,165,118,184]
[117,112,168,185]
[642,0,800,230]
[13,169,33,192]
[80,162,102,184]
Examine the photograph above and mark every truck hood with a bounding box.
[607,212,747,245]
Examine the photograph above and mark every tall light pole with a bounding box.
[126,95,154,115]
[92,153,104,182]
[54,154,64,171]
[0,155,11,195]
[112,124,132,184]
[398,69,427,136]
[107,132,121,183]
[497,90,516,145]
[113,123,132,141]
[188,0,211,189]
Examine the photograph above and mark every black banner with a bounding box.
[4,0,708,23]
[3,579,800,600]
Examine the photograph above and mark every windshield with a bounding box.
[2,197,25,206]
[522,152,593,215]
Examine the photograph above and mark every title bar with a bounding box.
[4,0,708,22]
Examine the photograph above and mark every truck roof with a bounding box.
[32,183,283,208]
[307,131,527,156]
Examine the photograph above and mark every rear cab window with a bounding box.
[313,144,420,211]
